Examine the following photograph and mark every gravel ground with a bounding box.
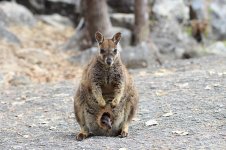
[1,56,226,149]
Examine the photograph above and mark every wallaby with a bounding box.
[74,31,139,141]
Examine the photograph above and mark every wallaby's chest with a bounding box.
[100,70,115,96]
[101,83,115,103]
[101,84,114,94]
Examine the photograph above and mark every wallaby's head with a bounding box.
[95,31,121,66]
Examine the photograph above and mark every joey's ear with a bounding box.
[95,31,104,44]
[112,32,121,45]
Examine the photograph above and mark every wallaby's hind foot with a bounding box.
[119,123,129,138]
[76,128,89,141]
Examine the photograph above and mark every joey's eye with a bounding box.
[100,49,105,54]
[113,49,117,54]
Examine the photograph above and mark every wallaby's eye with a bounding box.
[100,49,105,54]
[113,49,117,54]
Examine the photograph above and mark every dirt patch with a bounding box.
[0,22,82,87]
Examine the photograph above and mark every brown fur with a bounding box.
[191,20,208,43]
[74,32,139,141]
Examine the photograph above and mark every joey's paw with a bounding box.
[76,132,88,141]
[111,99,119,108]
[119,130,128,138]
[99,100,106,108]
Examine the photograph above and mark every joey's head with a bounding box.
[95,31,121,66]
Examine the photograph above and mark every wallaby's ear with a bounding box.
[112,32,121,45]
[95,31,104,44]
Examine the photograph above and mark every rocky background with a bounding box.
[0,0,226,149]
[0,0,226,87]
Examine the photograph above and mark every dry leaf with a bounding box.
[153,69,173,76]
[175,83,189,88]
[172,130,189,136]
[213,83,220,87]
[23,135,29,138]
[162,111,173,117]
[49,126,57,130]
[208,70,216,75]
[218,72,223,76]
[132,117,140,121]
[15,114,23,118]
[145,119,158,126]
[155,90,168,96]
[12,101,25,106]
[204,85,211,90]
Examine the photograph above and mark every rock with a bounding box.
[190,0,208,20]
[68,47,98,65]
[0,9,9,26]
[151,19,198,60]
[63,27,132,51]
[38,14,73,28]
[42,0,81,24]
[8,75,31,86]
[121,42,160,68]
[206,42,226,56]
[107,0,134,13]
[145,119,158,126]
[110,13,134,30]
[0,25,21,44]
[48,0,76,3]
[210,0,226,40]
[153,0,189,23]
[16,48,51,64]
[0,1,36,27]
[121,44,148,68]
[16,0,81,13]
[68,42,160,69]
[15,0,45,13]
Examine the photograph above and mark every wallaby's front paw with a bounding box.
[99,99,106,108]
[119,130,128,138]
[76,132,88,141]
[111,98,119,108]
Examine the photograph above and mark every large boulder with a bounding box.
[0,1,36,27]
[210,0,226,40]
[110,13,134,30]
[205,42,226,56]
[67,47,98,65]
[107,0,134,13]
[121,42,161,68]
[38,14,73,28]
[151,19,198,60]
[68,42,161,68]
[62,26,132,51]
[153,0,189,23]
[190,0,208,20]
[0,9,9,26]
[0,25,21,44]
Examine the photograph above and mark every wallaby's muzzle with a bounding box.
[105,57,113,66]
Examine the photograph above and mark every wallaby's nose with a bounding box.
[106,58,112,65]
